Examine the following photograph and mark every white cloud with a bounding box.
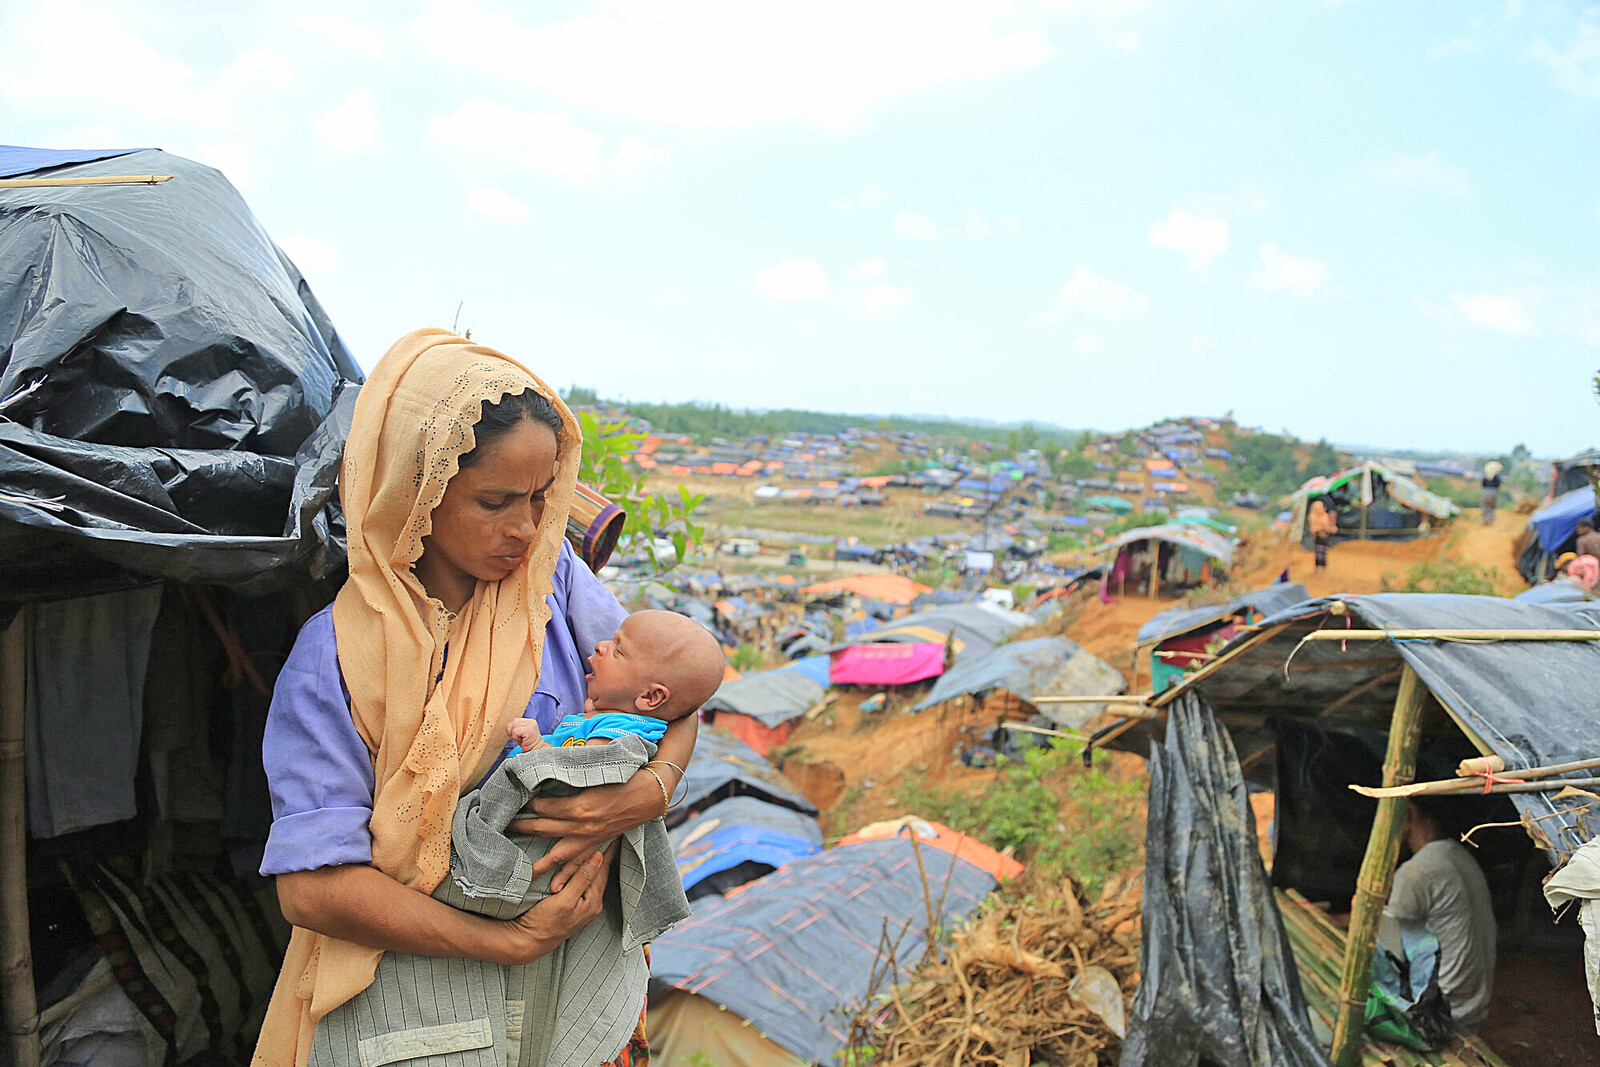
[425,98,668,187]
[279,234,343,273]
[1449,292,1536,335]
[1529,16,1600,103]
[849,258,887,281]
[1147,208,1228,269]
[894,211,938,240]
[832,183,890,213]
[857,283,912,318]
[754,258,830,302]
[409,0,1052,128]
[1036,267,1150,325]
[963,210,1016,239]
[1072,333,1102,352]
[1251,243,1331,299]
[314,90,383,155]
[291,12,387,57]
[465,185,530,223]
[1365,151,1472,200]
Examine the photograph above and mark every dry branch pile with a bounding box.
[851,873,1142,1067]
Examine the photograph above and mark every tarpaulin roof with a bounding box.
[1136,582,1309,645]
[827,602,1030,661]
[1283,460,1458,540]
[1513,579,1597,607]
[670,797,823,895]
[701,668,826,728]
[838,816,1024,881]
[799,573,931,604]
[773,654,832,687]
[0,148,360,600]
[674,727,818,821]
[910,637,1125,729]
[829,641,945,685]
[1096,523,1236,568]
[0,145,147,178]
[1527,486,1596,555]
[1083,495,1134,513]
[1140,593,1600,859]
[649,838,997,1065]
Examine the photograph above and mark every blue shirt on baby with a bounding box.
[543,711,669,746]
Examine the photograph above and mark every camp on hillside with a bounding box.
[798,573,931,605]
[1098,592,1600,1066]
[1515,485,1598,583]
[909,635,1126,731]
[669,796,824,901]
[1135,581,1309,691]
[825,601,1032,662]
[1285,460,1459,545]
[700,666,826,756]
[670,726,820,825]
[1096,522,1235,599]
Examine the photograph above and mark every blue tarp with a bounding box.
[673,727,818,821]
[650,839,997,1064]
[773,654,832,687]
[1514,580,1597,607]
[844,616,882,639]
[670,797,823,895]
[0,145,144,178]
[1530,487,1596,554]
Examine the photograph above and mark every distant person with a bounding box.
[1576,519,1600,560]
[1479,462,1503,525]
[1387,800,1496,1032]
[1309,498,1337,570]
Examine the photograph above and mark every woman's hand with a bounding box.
[494,845,615,965]
[512,776,663,886]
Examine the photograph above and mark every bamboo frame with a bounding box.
[1302,629,1600,643]
[0,609,39,1067]
[0,174,173,189]
[1330,664,1427,1067]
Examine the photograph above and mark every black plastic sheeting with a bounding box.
[1122,690,1329,1067]
[0,148,361,600]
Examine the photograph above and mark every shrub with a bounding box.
[1381,557,1503,596]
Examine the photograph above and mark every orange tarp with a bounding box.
[799,574,932,605]
[1146,458,1174,471]
[671,465,691,476]
[709,710,793,757]
[840,816,1024,881]
[640,436,661,455]
[860,475,893,488]
[721,662,742,682]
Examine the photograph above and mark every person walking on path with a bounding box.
[1479,462,1502,525]
[1309,498,1337,570]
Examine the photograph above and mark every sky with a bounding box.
[4,0,1599,456]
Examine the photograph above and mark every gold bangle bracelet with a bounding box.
[648,759,690,807]
[642,766,671,820]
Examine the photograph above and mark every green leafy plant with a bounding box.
[574,410,705,572]
[1381,557,1504,596]
[729,643,765,672]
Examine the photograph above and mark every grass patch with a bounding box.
[891,741,1144,896]
[706,502,966,543]
[1382,556,1505,596]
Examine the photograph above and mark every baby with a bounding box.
[508,608,726,751]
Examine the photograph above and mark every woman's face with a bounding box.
[414,418,559,610]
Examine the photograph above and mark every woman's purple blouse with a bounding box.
[260,541,628,876]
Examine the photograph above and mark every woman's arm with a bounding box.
[276,850,611,967]
[513,712,698,886]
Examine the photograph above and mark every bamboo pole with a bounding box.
[1302,629,1600,643]
[1032,693,1151,705]
[0,609,39,1067]
[1354,774,1600,800]
[0,174,173,188]
[1330,663,1427,1067]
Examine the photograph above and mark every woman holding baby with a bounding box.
[251,329,697,1066]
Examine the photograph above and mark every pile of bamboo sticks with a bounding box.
[1277,889,1509,1067]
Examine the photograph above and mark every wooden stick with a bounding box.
[1352,755,1600,798]
[1302,628,1600,643]
[997,721,1086,741]
[1318,664,1403,719]
[0,174,173,188]
[1032,693,1150,705]
[1354,776,1600,799]
[1331,664,1427,1067]
[0,610,39,1067]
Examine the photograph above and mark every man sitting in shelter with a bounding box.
[1575,519,1600,560]
[1386,799,1497,1032]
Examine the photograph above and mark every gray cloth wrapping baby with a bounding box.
[308,736,691,1067]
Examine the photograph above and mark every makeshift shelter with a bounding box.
[1097,523,1234,599]
[829,641,946,685]
[1083,494,1135,514]
[837,816,1024,881]
[672,727,819,826]
[826,602,1031,662]
[1136,581,1309,691]
[1097,592,1600,1065]
[700,667,826,756]
[1515,486,1597,583]
[1285,461,1458,545]
[648,838,998,1065]
[670,797,824,900]
[0,146,368,1067]
[909,636,1126,731]
[799,573,930,605]
[1551,448,1600,498]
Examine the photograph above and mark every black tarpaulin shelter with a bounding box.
[0,146,362,601]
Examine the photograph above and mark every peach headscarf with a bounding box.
[253,329,580,1066]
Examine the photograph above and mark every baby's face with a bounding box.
[584,616,668,717]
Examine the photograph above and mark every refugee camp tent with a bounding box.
[837,816,1024,881]
[1096,592,1600,1065]
[826,602,1031,662]
[1551,448,1600,497]
[1097,522,1235,598]
[1135,581,1309,691]
[1515,486,1597,583]
[672,727,818,826]
[700,668,825,756]
[829,641,946,685]
[670,796,824,900]
[648,838,998,1066]
[910,636,1126,730]
[1284,460,1458,545]
[799,573,931,605]
[0,145,364,1067]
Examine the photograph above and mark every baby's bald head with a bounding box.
[619,609,726,719]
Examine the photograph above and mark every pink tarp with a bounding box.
[829,642,945,685]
